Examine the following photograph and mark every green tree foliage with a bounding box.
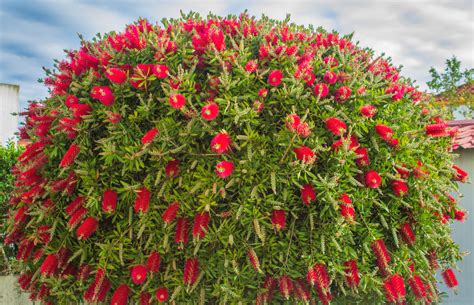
[5,12,469,304]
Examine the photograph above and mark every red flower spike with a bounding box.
[110,284,130,305]
[400,223,416,245]
[355,147,370,167]
[324,71,337,84]
[102,189,117,213]
[65,196,85,216]
[339,193,356,222]
[293,145,316,164]
[294,278,311,301]
[268,69,283,86]
[301,184,316,205]
[139,292,152,305]
[285,114,301,132]
[278,275,294,299]
[258,88,268,98]
[68,206,88,228]
[452,165,468,182]
[360,104,377,118]
[134,187,150,214]
[183,257,199,285]
[162,202,180,224]
[442,268,458,288]
[375,124,394,141]
[175,217,189,244]
[40,254,58,276]
[165,159,180,178]
[152,64,169,79]
[215,160,234,178]
[408,275,427,299]
[65,95,79,108]
[247,248,261,272]
[59,144,80,167]
[96,278,111,302]
[131,265,148,285]
[271,210,286,230]
[391,180,408,197]
[141,127,159,145]
[335,86,351,102]
[105,68,127,84]
[454,210,466,222]
[296,122,311,137]
[192,212,210,239]
[365,170,382,188]
[169,93,186,109]
[371,239,391,270]
[211,132,232,154]
[245,60,257,73]
[344,260,360,287]
[201,102,219,120]
[313,83,329,98]
[91,86,115,106]
[325,117,347,136]
[76,217,98,240]
[155,287,169,303]
[146,251,161,273]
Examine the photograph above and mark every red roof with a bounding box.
[448,119,474,149]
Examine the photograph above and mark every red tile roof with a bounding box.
[448,119,474,149]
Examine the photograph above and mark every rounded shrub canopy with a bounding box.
[6,12,469,304]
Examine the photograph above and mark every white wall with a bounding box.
[0,83,19,144]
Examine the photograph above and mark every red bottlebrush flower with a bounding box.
[296,122,311,137]
[65,196,85,216]
[59,144,80,167]
[307,263,330,289]
[140,292,152,305]
[65,95,79,108]
[102,189,117,213]
[40,254,58,276]
[215,160,234,178]
[169,93,186,109]
[211,132,232,153]
[155,287,169,303]
[183,257,199,285]
[323,71,337,84]
[110,284,130,305]
[344,260,360,287]
[209,27,225,51]
[91,86,115,106]
[146,251,161,273]
[285,114,301,131]
[375,124,394,140]
[162,202,180,224]
[192,212,210,239]
[271,210,286,230]
[365,170,381,188]
[247,248,261,272]
[355,147,370,167]
[76,217,98,240]
[141,127,159,145]
[134,187,151,213]
[391,180,408,196]
[278,275,294,299]
[245,60,258,73]
[175,217,189,244]
[452,165,468,182]
[152,64,169,79]
[68,206,88,228]
[408,275,427,299]
[425,123,447,136]
[323,56,338,67]
[390,274,406,300]
[131,265,148,285]
[77,264,92,282]
[258,88,268,98]
[360,104,377,118]
[294,278,311,301]
[105,68,127,84]
[106,111,122,124]
[293,145,316,164]
[396,165,410,179]
[70,103,92,118]
[268,69,283,86]
[339,193,356,222]
[454,209,466,222]
[371,239,391,270]
[335,86,351,102]
[201,102,219,120]
[96,278,111,302]
[313,83,329,98]
[253,100,264,113]
[301,184,316,205]
[442,268,458,288]
[383,277,398,303]
[165,159,180,178]
[325,117,347,136]
[400,223,415,245]
[18,272,33,290]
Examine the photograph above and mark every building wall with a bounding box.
[443,148,474,304]
[0,83,19,144]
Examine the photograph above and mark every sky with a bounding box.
[0,0,472,111]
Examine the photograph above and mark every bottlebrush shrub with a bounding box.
[5,12,470,304]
